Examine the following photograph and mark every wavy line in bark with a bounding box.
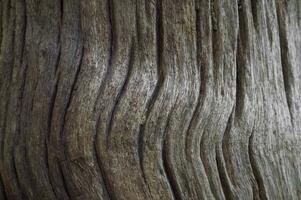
[136,1,178,199]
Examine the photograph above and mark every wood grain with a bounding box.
[0,0,300,199]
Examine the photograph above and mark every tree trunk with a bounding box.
[0,0,300,199]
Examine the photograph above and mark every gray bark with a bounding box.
[0,0,300,199]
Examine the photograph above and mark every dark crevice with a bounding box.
[1,0,16,159]
[14,62,31,199]
[54,46,61,73]
[55,0,63,73]
[93,0,115,112]
[15,62,29,144]
[13,0,28,193]
[210,0,218,33]
[45,75,60,198]
[265,14,273,46]
[184,4,203,160]
[275,3,294,126]
[29,79,39,112]
[91,1,116,199]
[59,161,81,198]
[235,1,247,119]
[95,38,136,200]
[44,147,55,197]
[0,1,3,48]
[58,161,71,198]
[59,45,84,198]
[60,0,64,22]
[135,1,141,48]
[248,128,268,200]
[12,148,25,199]
[138,0,165,182]
[298,0,301,25]
[198,1,217,198]
[106,41,135,147]
[162,97,182,200]
[250,0,258,30]
[108,0,114,67]
[216,149,232,200]
[47,74,60,141]
[210,0,220,86]
[91,1,117,197]
[0,174,7,200]
[199,1,221,199]
[2,1,24,198]
[218,107,235,200]
[60,45,84,149]
[94,142,115,200]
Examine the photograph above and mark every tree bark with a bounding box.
[0,0,300,199]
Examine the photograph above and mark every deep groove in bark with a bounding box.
[60,45,84,158]
[1,12,20,200]
[47,74,59,141]
[218,107,235,200]
[138,0,165,181]
[235,4,246,119]
[275,3,294,126]
[60,0,63,23]
[0,175,7,200]
[162,98,182,200]
[55,0,62,73]
[14,59,31,198]
[216,147,232,200]
[108,0,114,66]
[45,76,60,199]
[248,128,268,200]
[298,0,301,25]
[0,1,2,47]
[57,161,71,199]
[93,0,114,112]
[54,46,61,73]
[250,0,258,30]
[106,41,135,147]
[184,4,202,159]
[12,148,24,199]
[1,1,16,160]
[94,141,114,200]
[135,2,140,47]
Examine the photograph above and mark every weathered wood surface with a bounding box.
[0,0,300,199]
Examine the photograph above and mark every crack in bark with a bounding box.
[45,74,60,199]
[0,174,7,200]
[250,0,258,30]
[106,41,135,147]
[218,106,235,200]
[1,0,16,161]
[162,96,181,200]
[275,2,294,127]
[61,45,84,159]
[57,161,71,199]
[248,126,268,200]
[47,74,60,141]
[94,140,115,200]
[138,0,165,182]
[93,0,114,113]
[58,45,84,197]
[11,147,24,199]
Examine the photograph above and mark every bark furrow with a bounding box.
[0,0,300,199]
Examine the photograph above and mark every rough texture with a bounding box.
[0,0,300,199]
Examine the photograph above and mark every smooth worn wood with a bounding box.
[0,0,300,199]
